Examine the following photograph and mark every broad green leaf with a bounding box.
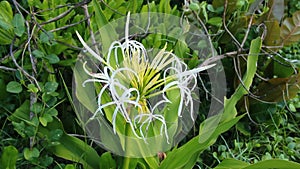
[99,152,117,169]
[207,17,222,27]
[12,121,26,137]
[12,14,25,37]
[0,1,13,22]
[214,158,300,169]
[23,147,40,161]
[214,158,249,169]
[38,118,101,169]
[281,11,300,46]
[244,159,300,169]
[0,1,14,44]
[64,164,76,169]
[6,81,23,94]
[91,0,118,51]
[0,146,18,169]
[159,115,244,169]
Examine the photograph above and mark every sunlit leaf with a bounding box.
[0,146,18,169]
[6,81,22,94]
[23,147,40,161]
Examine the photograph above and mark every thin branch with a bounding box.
[0,66,17,71]
[200,51,237,66]
[39,0,90,25]
[99,0,125,16]
[9,39,41,91]
[244,96,259,125]
[82,4,100,55]
[49,17,89,32]
[240,14,254,48]
[223,0,241,48]
[191,10,215,57]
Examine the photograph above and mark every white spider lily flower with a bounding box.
[134,100,169,143]
[77,12,215,144]
[163,57,215,121]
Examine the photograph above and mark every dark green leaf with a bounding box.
[44,82,58,93]
[32,50,45,58]
[40,31,54,43]
[31,102,43,114]
[45,54,60,64]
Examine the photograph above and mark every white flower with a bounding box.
[76,12,215,143]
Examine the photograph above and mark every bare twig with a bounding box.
[200,51,238,66]
[191,11,216,57]
[82,4,100,55]
[244,96,259,125]
[240,14,254,48]
[0,66,17,71]
[223,0,241,48]
[9,39,41,101]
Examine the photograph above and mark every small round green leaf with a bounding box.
[39,116,48,127]
[46,54,60,64]
[44,82,58,92]
[32,50,45,58]
[6,81,22,93]
[12,13,25,37]
[189,3,200,10]
[24,147,40,161]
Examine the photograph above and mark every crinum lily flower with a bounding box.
[76,12,215,143]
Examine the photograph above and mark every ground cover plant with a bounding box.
[0,0,299,168]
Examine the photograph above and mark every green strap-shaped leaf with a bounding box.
[38,118,101,169]
[220,37,262,122]
[91,0,118,51]
[159,38,262,169]
[214,158,300,169]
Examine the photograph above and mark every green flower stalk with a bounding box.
[76,12,215,144]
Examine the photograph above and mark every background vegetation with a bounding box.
[0,0,299,168]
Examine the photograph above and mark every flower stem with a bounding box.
[122,123,132,169]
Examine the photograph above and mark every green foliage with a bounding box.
[0,0,299,168]
[0,146,18,169]
[215,158,300,169]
